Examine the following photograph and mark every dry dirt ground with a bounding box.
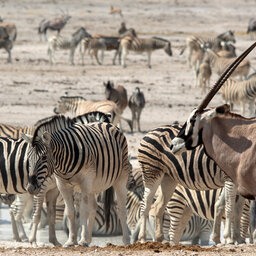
[1,0,256,255]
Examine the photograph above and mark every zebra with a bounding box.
[128,87,146,133]
[23,113,133,247]
[126,168,214,245]
[204,48,250,80]
[180,31,236,67]
[0,19,17,42]
[137,124,244,244]
[196,59,212,94]
[38,14,71,41]
[80,35,121,65]
[47,27,91,65]
[118,22,137,37]
[0,123,35,139]
[220,77,256,116]
[120,36,172,68]
[53,95,121,126]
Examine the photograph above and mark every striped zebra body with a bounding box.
[205,48,250,80]
[47,27,91,65]
[54,96,121,126]
[0,123,34,139]
[25,113,131,247]
[127,168,214,245]
[120,36,172,68]
[221,77,256,116]
[137,124,230,243]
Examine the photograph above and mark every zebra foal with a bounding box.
[24,113,132,247]
[120,36,172,68]
[220,77,256,116]
[48,27,91,65]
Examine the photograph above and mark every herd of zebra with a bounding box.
[1,10,256,250]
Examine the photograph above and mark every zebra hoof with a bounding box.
[63,240,77,247]
[78,240,89,247]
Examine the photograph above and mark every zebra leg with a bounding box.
[56,178,77,247]
[47,47,53,65]
[147,52,152,69]
[137,109,143,132]
[70,48,75,65]
[154,175,177,242]
[121,47,128,68]
[212,187,225,244]
[78,193,97,246]
[94,49,102,65]
[9,207,21,242]
[100,49,104,64]
[223,180,237,244]
[168,205,193,245]
[232,195,245,244]
[113,178,130,245]
[45,188,61,246]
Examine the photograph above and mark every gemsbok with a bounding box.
[170,41,256,199]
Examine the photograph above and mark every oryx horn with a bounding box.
[197,41,256,113]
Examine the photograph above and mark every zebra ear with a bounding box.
[21,133,33,145]
[42,132,51,145]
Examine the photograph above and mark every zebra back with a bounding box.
[138,124,225,191]
[0,123,35,139]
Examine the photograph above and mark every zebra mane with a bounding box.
[152,36,170,43]
[32,111,111,148]
[59,96,86,102]
[32,115,72,147]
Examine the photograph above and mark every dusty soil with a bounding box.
[1,0,256,255]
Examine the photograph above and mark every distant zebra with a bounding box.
[48,27,91,65]
[196,59,212,94]
[118,22,137,37]
[120,36,172,68]
[80,35,121,65]
[53,95,121,126]
[128,87,145,133]
[204,48,250,80]
[0,26,13,63]
[137,124,241,244]
[220,77,256,116]
[24,113,133,247]
[180,31,236,67]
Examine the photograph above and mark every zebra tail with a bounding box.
[103,186,114,232]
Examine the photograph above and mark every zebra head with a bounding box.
[22,132,54,195]
[217,30,236,43]
[164,42,172,56]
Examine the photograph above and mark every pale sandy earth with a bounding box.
[0,0,256,255]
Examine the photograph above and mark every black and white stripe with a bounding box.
[25,111,131,247]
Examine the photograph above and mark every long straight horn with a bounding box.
[197,41,256,113]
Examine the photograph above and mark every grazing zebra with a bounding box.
[128,87,146,133]
[24,113,133,247]
[247,18,256,40]
[220,77,256,116]
[120,36,172,68]
[137,124,243,244]
[204,48,250,80]
[53,95,120,126]
[180,31,236,67]
[38,14,71,41]
[80,36,121,65]
[48,27,91,65]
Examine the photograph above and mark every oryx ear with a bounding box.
[42,132,51,145]
[215,104,230,114]
[21,133,33,144]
